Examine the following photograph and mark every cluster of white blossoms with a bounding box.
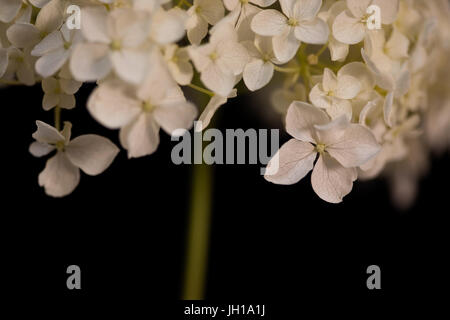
[1,0,449,206]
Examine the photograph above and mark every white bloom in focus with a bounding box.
[243,35,282,91]
[29,121,119,197]
[333,0,399,45]
[265,101,380,203]
[186,0,225,45]
[87,58,198,158]
[309,67,362,120]
[251,0,329,62]
[188,23,249,97]
[32,24,83,78]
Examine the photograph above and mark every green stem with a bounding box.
[273,65,301,74]
[183,164,213,300]
[316,42,329,57]
[187,83,215,97]
[54,106,61,131]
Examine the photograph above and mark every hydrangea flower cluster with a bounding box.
[1,0,449,207]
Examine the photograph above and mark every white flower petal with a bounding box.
[293,0,323,21]
[187,14,208,45]
[65,134,119,176]
[29,141,55,157]
[42,93,59,110]
[87,79,142,129]
[346,0,371,18]
[154,102,198,135]
[332,11,366,45]
[201,63,236,97]
[70,43,111,82]
[372,0,399,25]
[338,62,375,90]
[35,48,70,77]
[286,101,329,143]
[217,41,249,76]
[311,153,357,203]
[120,113,160,158]
[111,49,148,84]
[80,6,110,43]
[0,0,22,23]
[6,23,40,48]
[31,30,63,56]
[251,9,288,37]
[32,120,64,144]
[325,123,381,168]
[197,0,225,25]
[294,17,329,44]
[243,59,274,91]
[335,75,361,99]
[265,139,316,185]
[38,152,80,198]
[272,27,300,63]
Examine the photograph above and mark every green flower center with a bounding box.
[315,143,326,154]
[110,39,122,51]
[142,101,155,113]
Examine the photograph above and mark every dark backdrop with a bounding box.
[2,83,449,314]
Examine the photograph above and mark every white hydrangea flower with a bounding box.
[243,35,282,91]
[3,47,36,85]
[186,0,225,45]
[251,0,329,62]
[0,0,49,23]
[309,67,361,120]
[87,55,197,158]
[164,44,193,86]
[30,121,119,197]
[318,0,349,61]
[333,0,399,45]
[32,23,83,78]
[70,6,150,84]
[224,0,276,41]
[188,23,249,97]
[265,101,380,203]
[41,74,82,111]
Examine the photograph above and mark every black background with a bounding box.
[2,83,449,314]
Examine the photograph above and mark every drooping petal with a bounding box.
[286,101,329,143]
[153,101,198,135]
[32,120,65,144]
[29,141,55,157]
[243,59,274,91]
[42,93,59,110]
[251,9,288,37]
[65,134,119,176]
[201,63,236,97]
[38,152,80,198]
[264,139,316,185]
[119,113,161,158]
[311,153,357,203]
[195,90,237,131]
